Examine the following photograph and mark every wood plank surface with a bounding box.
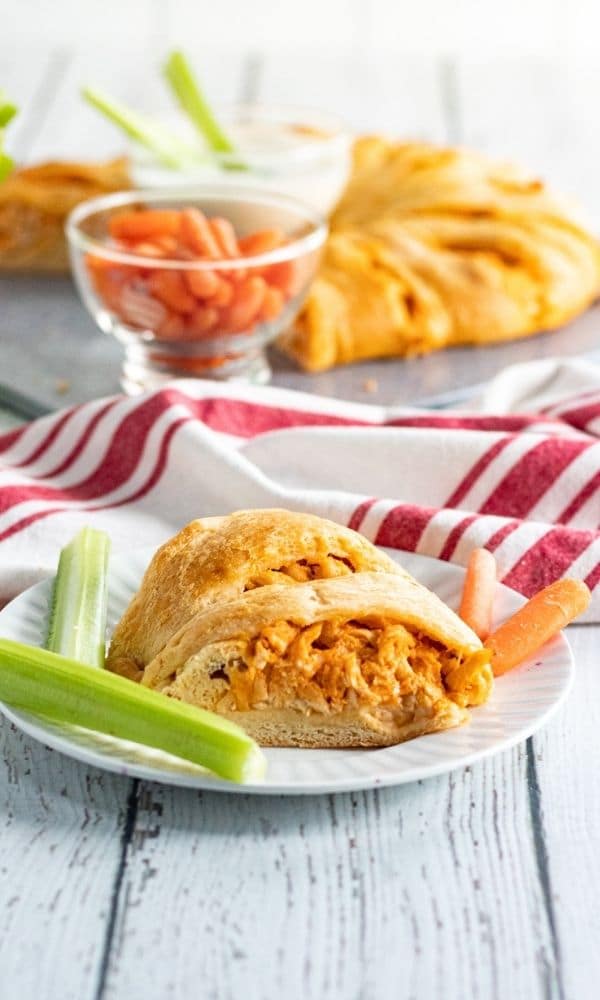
[99,744,560,1000]
[0,721,131,1000]
[529,627,600,1000]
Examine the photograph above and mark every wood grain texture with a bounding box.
[0,720,131,1000]
[95,747,562,1000]
[529,628,600,1000]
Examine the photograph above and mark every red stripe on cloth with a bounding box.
[479,438,591,518]
[539,387,600,415]
[42,400,119,479]
[0,392,179,513]
[348,498,376,532]
[0,425,26,453]
[386,414,542,432]
[556,469,600,525]
[134,393,562,439]
[0,416,192,544]
[9,409,77,468]
[438,514,478,561]
[186,396,372,436]
[445,435,515,508]
[485,520,520,552]
[374,504,436,552]
[585,562,600,593]
[556,401,600,433]
[502,527,597,596]
[181,398,548,437]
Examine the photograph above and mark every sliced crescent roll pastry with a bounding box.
[107,510,406,681]
[139,573,493,749]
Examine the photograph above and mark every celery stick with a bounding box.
[47,528,110,668]
[0,94,17,128]
[0,639,266,783]
[0,92,17,182]
[0,151,12,183]
[163,50,244,167]
[82,86,202,169]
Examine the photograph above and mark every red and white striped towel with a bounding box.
[0,358,598,620]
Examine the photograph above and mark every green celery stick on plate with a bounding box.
[0,639,266,783]
[47,527,111,668]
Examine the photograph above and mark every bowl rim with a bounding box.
[130,102,352,169]
[65,186,328,271]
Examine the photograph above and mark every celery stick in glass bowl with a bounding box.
[66,187,327,391]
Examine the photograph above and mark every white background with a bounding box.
[3,0,598,57]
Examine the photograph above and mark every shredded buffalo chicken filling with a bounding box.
[215,618,491,714]
[244,555,355,590]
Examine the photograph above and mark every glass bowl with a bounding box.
[66,188,327,392]
[130,104,352,217]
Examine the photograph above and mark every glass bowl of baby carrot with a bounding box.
[66,188,327,390]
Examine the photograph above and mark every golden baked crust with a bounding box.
[0,158,131,272]
[139,572,493,748]
[282,137,600,370]
[106,509,406,680]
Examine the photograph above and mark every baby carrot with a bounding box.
[91,267,131,311]
[262,259,297,297]
[258,285,284,321]
[210,216,240,257]
[238,228,285,256]
[148,270,196,314]
[130,241,165,259]
[220,275,266,333]
[109,210,181,241]
[157,312,187,340]
[485,578,591,676]
[151,234,179,255]
[119,285,168,330]
[459,548,497,640]
[183,268,220,298]
[188,305,219,336]
[205,275,234,308]
[179,208,221,258]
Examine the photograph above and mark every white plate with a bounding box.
[0,548,573,795]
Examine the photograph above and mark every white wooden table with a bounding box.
[1,47,599,1000]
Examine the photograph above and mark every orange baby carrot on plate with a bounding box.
[148,270,196,314]
[109,210,181,241]
[485,578,591,676]
[179,208,221,258]
[459,548,497,640]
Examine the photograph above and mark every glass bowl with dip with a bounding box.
[129,104,352,217]
[66,187,327,392]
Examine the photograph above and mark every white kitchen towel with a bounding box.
[0,357,598,619]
